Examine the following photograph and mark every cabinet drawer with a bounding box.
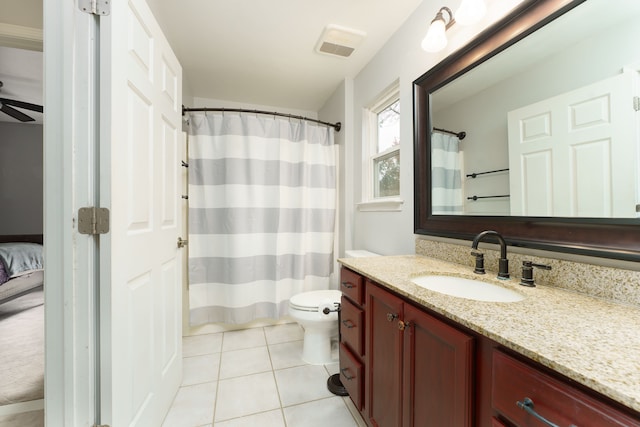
[492,350,640,427]
[339,343,363,411]
[491,418,508,427]
[340,268,364,305]
[340,296,364,357]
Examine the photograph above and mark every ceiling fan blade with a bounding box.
[0,98,43,113]
[0,103,35,122]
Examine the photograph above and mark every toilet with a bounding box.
[288,249,380,365]
[289,289,342,365]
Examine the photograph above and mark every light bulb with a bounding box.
[455,0,486,26]
[421,19,447,52]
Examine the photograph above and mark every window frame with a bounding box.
[358,83,403,212]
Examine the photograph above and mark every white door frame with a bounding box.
[44,1,100,425]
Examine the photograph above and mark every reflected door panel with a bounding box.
[508,71,636,217]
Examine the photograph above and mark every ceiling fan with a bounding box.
[0,81,43,122]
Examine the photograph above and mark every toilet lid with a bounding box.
[289,290,342,311]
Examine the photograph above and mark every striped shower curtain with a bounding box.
[187,112,336,325]
[431,132,463,214]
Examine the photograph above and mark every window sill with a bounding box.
[357,198,404,212]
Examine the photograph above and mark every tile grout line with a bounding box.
[172,324,359,426]
[210,332,225,426]
[264,326,289,427]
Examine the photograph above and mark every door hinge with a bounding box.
[78,207,110,235]
[634,96,640,112]
[78,0,111,16]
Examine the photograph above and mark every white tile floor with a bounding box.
[162,323,366,427]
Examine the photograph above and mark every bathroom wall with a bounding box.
[319,79,351,270]
[190,97,318,119]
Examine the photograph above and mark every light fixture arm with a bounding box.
[432,7,455,29]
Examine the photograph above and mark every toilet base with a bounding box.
[300,328,337,365]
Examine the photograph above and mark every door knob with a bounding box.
[177,237,188,248]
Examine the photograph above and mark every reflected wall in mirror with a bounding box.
[414,0,640,261]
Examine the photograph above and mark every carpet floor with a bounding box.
[0,289,44,406]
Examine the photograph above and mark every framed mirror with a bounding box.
[414,0,640,261]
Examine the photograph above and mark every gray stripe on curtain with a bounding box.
[189,115,331,143]
[189,253,334,285]
[189,208,336,234]
[431,166,462,189]
[432,204,464,212]
[190,301,289,325]
[190,158,336,188]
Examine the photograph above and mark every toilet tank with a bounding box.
[344,250,380,258]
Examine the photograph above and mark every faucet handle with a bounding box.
[520,260,552,287]
[470,251,485,275]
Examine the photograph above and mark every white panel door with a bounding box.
[508,72,637,217]
[100,0,183,425]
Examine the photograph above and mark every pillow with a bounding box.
[0,261,8,285]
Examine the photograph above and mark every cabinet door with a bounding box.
[366,283,404,427]
[402,304,474,427]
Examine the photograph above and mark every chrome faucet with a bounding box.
[471,230,510,279]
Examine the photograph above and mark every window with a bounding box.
[373,99,400,198]
[359,84,403,211]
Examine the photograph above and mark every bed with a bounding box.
[0,235,44,306]
[0,234,44,416]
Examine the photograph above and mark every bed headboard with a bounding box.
[0,234,44,244]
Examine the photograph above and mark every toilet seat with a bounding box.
[289,290,341,312]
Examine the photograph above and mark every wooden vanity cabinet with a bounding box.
[492,350,640,427]
[366,281,474,427]
[339,267,366,413]
[339,267,640,427]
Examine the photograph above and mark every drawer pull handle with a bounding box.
[517,397,575,427]
[398,320,410,331]
[342,319,355,329]
[340,368,354,380]
[341,281,354,289]
[386,313,398,322]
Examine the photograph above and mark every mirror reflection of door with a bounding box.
[508,71,637,217]
[430,0,640,218]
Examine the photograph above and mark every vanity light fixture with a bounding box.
[421,0,487,53]
[455,0,487,26]
[421,7,455,53]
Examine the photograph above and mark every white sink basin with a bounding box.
[411,275,524,302]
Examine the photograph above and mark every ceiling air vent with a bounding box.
[316,25,366,58]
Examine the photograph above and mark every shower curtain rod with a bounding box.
[182,106,342,132]
[433,126,466,140]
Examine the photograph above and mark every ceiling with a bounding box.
[1,0,424,119]
[146,0,424,112]
[0,46,43,124]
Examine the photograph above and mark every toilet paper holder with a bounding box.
[321,302,341,315]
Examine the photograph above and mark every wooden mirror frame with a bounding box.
[413,0,640,262]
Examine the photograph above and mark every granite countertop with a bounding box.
[338,254,640,413]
